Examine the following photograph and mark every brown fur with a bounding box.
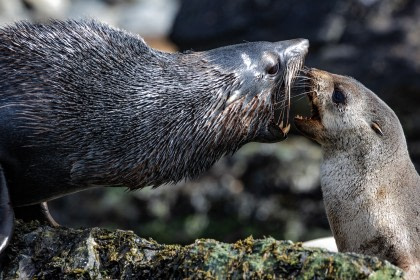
[295,68,420,279]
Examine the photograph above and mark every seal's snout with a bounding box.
[293,68,326,142]
[290,39,309,53]
[250,38,309,143]
[309,68,332,81]
[207,38,309,144]
[278,38,309,59]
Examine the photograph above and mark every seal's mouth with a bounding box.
[264,55,306,142]
[293,69,324,140]
[294,90,321,123]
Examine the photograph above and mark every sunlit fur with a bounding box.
[295,69,420,279]
[0,20,305,205]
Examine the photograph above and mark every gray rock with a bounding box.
[1,221,404,279]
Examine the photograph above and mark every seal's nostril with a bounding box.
[299,39,309,49]
[298,39,309,53]
[277,38,310,58]
[290,39,309,55]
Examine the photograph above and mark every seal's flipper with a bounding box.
[14,202,60,227]
[40,202,60,227]
[0,166,14,256]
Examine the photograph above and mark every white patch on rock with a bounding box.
[302,236,338,252]
[85,234,101,277]
[17,255,36,280]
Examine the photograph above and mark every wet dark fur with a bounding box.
[0,20,305,206]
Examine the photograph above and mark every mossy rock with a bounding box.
[1,220,403,279]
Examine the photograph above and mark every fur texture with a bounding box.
[0,20,307,205]
[295,69,420,279]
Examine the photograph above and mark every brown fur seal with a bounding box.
[0,20,308,255]
[294,68,420,279]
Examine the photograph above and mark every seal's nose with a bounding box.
[276,38,309,58]
[291,38,309,54]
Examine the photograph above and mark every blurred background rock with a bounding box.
[0,0,418,245]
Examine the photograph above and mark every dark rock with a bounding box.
[0,220,404,279]
[170,0,338,50]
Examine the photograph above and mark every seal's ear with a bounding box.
[371,121,384,136]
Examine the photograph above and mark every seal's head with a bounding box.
[202,39,309,143]
[294,68,405,152]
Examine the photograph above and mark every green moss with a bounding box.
[1,221,404,279]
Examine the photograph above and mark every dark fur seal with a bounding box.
[295,69,420,279]
[0,20,308,255]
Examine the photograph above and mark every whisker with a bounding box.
[291,91,312,99]
[272,55,308,127]
[292,84,310,89]
[273,102,290,109]
[299,66,311,72]
[291,95,310,103]
[294,75,312,80]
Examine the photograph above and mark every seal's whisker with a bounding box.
[291,95,310,103]
[291,92,313,100]
[283,56,302,126]
[292,84,310,89]
[291,91,313,98]
[299,66,311,73]
[272,102,291,110]
[294,77,312,82]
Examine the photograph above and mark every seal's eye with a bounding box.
[332,89,346,104]
[266,62,279,76]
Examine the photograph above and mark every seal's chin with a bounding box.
[294,90,324,141]
[253,86,292,143]
[254,121,290,143]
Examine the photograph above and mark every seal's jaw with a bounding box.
[294,74,325,142]
[255,119,291,143]
[255,40,309,143]
[254,79,297,143]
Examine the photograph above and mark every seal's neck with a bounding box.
[321,136,416,198]
[320,136,420,270]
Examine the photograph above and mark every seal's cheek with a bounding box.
[294,118,325,143]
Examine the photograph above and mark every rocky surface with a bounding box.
[0,0,179,38]
[0,220,404,279]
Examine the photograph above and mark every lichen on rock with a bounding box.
[1,220,404,279]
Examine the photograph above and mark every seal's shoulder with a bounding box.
[0,19,151,63]
[0,20,147,49]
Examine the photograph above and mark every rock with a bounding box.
[303,236,338,252]
[23,0,69,20]
[170,0,338,50]
[1,220,404,279]
[0,0,180,39]
[0,0,28,25]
